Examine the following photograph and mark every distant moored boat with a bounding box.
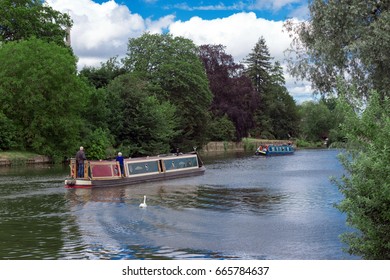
[255,144,294,156]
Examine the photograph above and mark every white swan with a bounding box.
[139,195,147,208]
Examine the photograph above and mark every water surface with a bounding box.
[0,149,357,259]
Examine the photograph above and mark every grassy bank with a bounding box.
[0,151,51,165]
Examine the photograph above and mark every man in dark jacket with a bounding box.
[76,146,86,178]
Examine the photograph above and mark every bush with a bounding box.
[334,92,390,259]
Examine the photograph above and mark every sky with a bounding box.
[45,0,313,103]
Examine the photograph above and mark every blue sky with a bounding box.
[90,0,308,22]
[46,0,312,102]
[100,0,305,21]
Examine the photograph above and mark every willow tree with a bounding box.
[124,33,212,151]
[285,0,390,99]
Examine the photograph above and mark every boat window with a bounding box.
[163,156,198,171]
[127,160,159,175]
[90,162,121,178]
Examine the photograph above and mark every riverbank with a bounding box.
[0,151,51,166]
[0,138,318,165]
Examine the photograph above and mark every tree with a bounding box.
[199,44,258,141]
[0,38,90,160]
[298,101,333,142]
[261,61,300,139]
[0,0,72,46]
[284,0,390,99]
[106,73,179,156]
[244,37,272,94]
[79,56,126,89]
[244,37,273,138]
[244,38,298,139]
[123,33,212,151]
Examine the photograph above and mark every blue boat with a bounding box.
[255,144,294,156]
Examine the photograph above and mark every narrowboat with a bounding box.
[255,144,294,156]
[65,152,205,188]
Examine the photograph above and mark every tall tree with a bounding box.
[123,33,212,151]
[0,38,90,159]
[0,0,72,46]
[244,37,272,94]
[266,61,300,139]
[198,44,258,140]
[244,38,298,139]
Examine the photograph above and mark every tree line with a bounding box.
[1,0,336,161]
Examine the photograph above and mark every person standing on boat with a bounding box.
[116,152,124,176]
[76,146,86,178]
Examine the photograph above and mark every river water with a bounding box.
[0,149,357,260]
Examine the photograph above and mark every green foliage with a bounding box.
[263,62,300,139]
[244,37,272,93]
[0,38,90,160]
[207,115,236,141]
[244,39,299,140]
[335,92,390,259]
[0,112,19,150]
[0,0,72,46]
[299,101,333,142]
[124,33,212,151]
[84,128,113,160]
[83,88,111,131]
[106,73,179,156]
[79,56,125,89]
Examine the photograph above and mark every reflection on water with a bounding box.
[0,150,358,259]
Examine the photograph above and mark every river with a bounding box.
[0,149,358,260]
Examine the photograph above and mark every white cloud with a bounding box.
[169,12,313,102]
[45,0,313,102]
[170,12,290,63]
[45,0,173,68]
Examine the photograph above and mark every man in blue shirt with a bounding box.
[116,152,124,176]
